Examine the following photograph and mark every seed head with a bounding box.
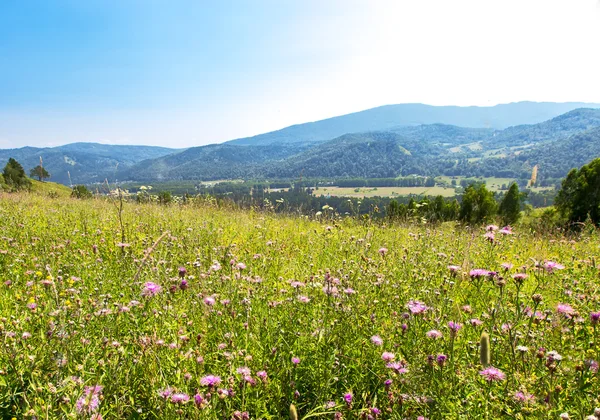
[289,404,298,420]
[480,332,491,367]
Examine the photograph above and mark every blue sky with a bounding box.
[1,0,600,148]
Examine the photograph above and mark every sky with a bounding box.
[1,0,600,149]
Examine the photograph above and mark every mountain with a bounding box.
[263,132,426,179]
[0,143,178,184]
[482,108,600,148]
[390,124,493,146]
[5,103,600,186]
[226,102,600,146]
[123,143,308,181]
[515,127,600,180]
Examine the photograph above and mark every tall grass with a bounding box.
[1,193,599,419]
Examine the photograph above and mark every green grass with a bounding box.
[1,194,599,419]
[29,179,73,197]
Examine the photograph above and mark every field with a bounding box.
[316,186,456,198]
[1,193,600,419]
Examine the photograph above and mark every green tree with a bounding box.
[555,158,600,226]
[30,165,50,181]
[2,158,31,191]
[459,183,497,225]
[71,185,92,199]
[498,183,523,225]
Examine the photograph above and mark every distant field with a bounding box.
[317,185,456,198]
[436,176,515,191]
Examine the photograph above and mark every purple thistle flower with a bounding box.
[370,335,383,346]
[200,375,222,387]
[343,392,353,405]
[159,387,174,399]
[180,279,188,290]
[142,281,162,297]
[178,267,187,278]
[436,354,447,367]
[448,265,461,274]
[426,330,443,339]
[448,321,462,335]
[386,362,408,374]
[170,393,190,403]
[479,366,506,382]
[543,261,564,273]
[499,226,513,235]
[406,300,429,314]
[236,366,251,376]
[76,385,103,414]
[556,303,575,317]
[590,312,600,324]
[469,269,490,279]
[194,393,204,406]
[381,352,395,362]
[292,356,300,365]
[513,391,535,403]
[256,370,268,380]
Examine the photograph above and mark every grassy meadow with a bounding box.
[1,192,600,419]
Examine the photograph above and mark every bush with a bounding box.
[71,185,92,199]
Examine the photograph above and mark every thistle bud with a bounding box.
[480,332,491,367]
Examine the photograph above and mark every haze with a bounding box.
[1,0,600,148]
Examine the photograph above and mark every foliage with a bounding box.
[459,183,498,224]
[29,165,50,181]
[2,157,31,191]
[1,194,600,418]
[555,158,600,226]
[71,184,93,199]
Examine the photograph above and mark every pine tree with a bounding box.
[2,158,31,191]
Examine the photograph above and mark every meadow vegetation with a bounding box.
[1,191,600,419]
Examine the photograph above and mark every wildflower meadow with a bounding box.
[1,193,600,419]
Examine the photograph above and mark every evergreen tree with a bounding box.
[498,183,522,225]
[2,158,31,191]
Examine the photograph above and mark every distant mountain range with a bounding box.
[225,101,600,146]
[2,101,600,186]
